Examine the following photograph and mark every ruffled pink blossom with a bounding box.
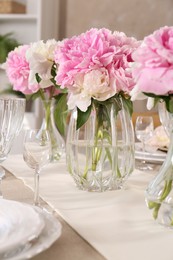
[5,45,40,95]
[132,26,173,96]
[54,28,140,111]
[5,42,61,98]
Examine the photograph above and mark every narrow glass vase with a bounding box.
[40,99,65,162]
[145,101,173,227]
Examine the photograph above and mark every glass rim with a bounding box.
[0,97,26,101]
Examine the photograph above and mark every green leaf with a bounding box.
[160,180,172,201]
[0,87,25,98]
[28,91,41,101]
[77,105,92,130]
[167,99,173,113]
[147,201,159,209]
[96,103,110,129]
[35,73,41,83]
[121,97,133,116]
[143,92,158,98]
[153,204,161,219]
[51,63,57,78]
[0,32,20,63]
[142,93,173,113]
[153,97,160,107]
[54,93,68,136]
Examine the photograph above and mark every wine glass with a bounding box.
[135,116,154,170]
[0,98,26,196]
[23,129,51,207]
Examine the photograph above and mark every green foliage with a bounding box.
[76,94,133,130]
[166,96,173,113]
[54,93,68,136]
[24,91,42,101]
[0,33,20,63]
[0,33,21,97]
[121,96,133,116]
[35,73,42,83]
[77,105,92,130]
[95,102,112,130]
[0,86,25,98]
[143,92,173,114]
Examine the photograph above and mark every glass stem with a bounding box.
[0,166,5,199]
[0,178,3,198]
[34,168,40,207]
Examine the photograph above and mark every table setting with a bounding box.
[2,153,173,260]
[0,107,172,259]
[0,101,170,259]
[0,97,62,259]
[135,124,169,164]
[0,199,61,260]
[1,25,173,260]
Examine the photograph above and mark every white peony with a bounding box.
[83,70,116,101]
[26,39,57,88]
[67,70,116,112]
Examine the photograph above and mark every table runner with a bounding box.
[2,155,173,260]
[2,171,103,260]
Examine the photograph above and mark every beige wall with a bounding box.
[64,0,173,40]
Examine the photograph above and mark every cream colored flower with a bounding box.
[26,39,57,87]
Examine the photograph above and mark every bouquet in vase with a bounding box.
[3,39,68,161]
[53,28,140,191]
[131,26,173,227]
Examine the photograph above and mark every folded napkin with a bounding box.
[146,125,169,151]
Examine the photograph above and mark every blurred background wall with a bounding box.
[1,0,173,113]
[58,0,173,112]
[59,0,173,40]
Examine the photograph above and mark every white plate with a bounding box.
[0,207,62,260]
[135,143,167,163]
[0,199,44,254]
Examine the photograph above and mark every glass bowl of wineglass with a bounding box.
[0,98,26,196]
[135,116,154,170]
[23,129,51,207]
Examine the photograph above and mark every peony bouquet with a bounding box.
[131,26,173,226]
[53,28,140,189]
[4,39,67,136]
[131,26,173,112]
[54,28,140,129]
[3,27,141,189]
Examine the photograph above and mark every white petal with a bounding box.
[28,70,37,85]
[130,84,147,101]
[40,79,52,88]
[0,63,6,70]
[67,93,91,112]
[146,97,155,110]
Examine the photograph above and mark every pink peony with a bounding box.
[132,26,173,96]
[54,28,140,111]
[6,45,40,95]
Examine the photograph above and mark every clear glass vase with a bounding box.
[40,99,65,162]
[145,101,173,227]
[66,97,135,192]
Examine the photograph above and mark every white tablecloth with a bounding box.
[2,155,173,260]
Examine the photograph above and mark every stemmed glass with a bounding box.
[135,116,154,170]
[23,129,51,207]
[0,98,26,197]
